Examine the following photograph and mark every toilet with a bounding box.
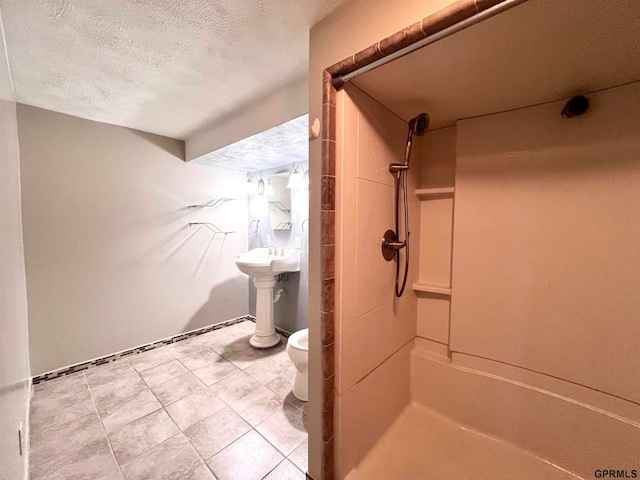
[286,328,309,401]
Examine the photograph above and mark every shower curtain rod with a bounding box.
[332,0,529,89]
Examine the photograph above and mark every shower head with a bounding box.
[391,112,431,174]
[409,113,429,136]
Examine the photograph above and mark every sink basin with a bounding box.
[235,247,300,277]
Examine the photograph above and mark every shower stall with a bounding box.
[316,0,640,478]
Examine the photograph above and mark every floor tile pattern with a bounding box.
[29,321,307,480]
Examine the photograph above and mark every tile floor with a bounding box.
[29,320,308,480]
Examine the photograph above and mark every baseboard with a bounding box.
[32,315,256,384]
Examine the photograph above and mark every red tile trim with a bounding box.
[421,0,476,37]
[326,0,510,79]
[321,311,335,346]
[322,103,336,142]
[322,279,335,312]
[321,176,336,212]
[320,69,338,480]
[322,436,335,480]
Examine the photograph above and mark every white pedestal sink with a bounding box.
[235,247,301,348]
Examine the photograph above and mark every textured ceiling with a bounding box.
[0,0,343,140]
[193,114,308,172]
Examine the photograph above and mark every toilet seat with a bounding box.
[288,329,308,351]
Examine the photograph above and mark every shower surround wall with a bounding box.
[17,105,249,375]
[333,81,640,477]
[247,162,309,335]
[334,85,421,475]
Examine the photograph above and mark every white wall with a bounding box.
[17,105,249,375]
[0,99,30,480]
[247,162,309,334]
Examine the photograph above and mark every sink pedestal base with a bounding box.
[250,276,281,348]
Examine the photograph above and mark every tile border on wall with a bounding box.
[319,1,512,478]
[31,315,289,385]
[320,68,336,480]
[325,0,506,80]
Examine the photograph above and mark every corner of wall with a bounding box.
[185,75,308,162]
[0,98,31,480]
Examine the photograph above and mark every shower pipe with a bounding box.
[332,0,529,89]
[382,113,429,297]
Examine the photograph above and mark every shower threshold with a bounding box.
[345,403,579,480]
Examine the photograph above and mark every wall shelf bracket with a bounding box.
[188,222,234,235]
[189,197,235,209]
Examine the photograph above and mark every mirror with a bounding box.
[269,172,292,229]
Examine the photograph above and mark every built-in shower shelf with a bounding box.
[189,197,235,209]
[415,187,455,200]
[412,282,451,295]
[188,222,234,235]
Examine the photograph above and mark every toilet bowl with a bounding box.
[286,328,309,401]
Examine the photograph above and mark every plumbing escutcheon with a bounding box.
[382,229,405,261]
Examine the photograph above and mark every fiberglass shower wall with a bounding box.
[335,80,640,478]
[411,81,640,477]
[334,85,422,476]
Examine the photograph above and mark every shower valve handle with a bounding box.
[386,240,406,249]
[382,229,406,261]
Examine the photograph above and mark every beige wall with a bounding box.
[409,82,640,477]
[17,105,249,375]
[0,99,30,480]
[415,126,456,344]
[309,2,458,477]
[451,81,640,404]
[334,85,420,476]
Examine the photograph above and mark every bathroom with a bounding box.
[16,103,312,479]
[2,1,640,480]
